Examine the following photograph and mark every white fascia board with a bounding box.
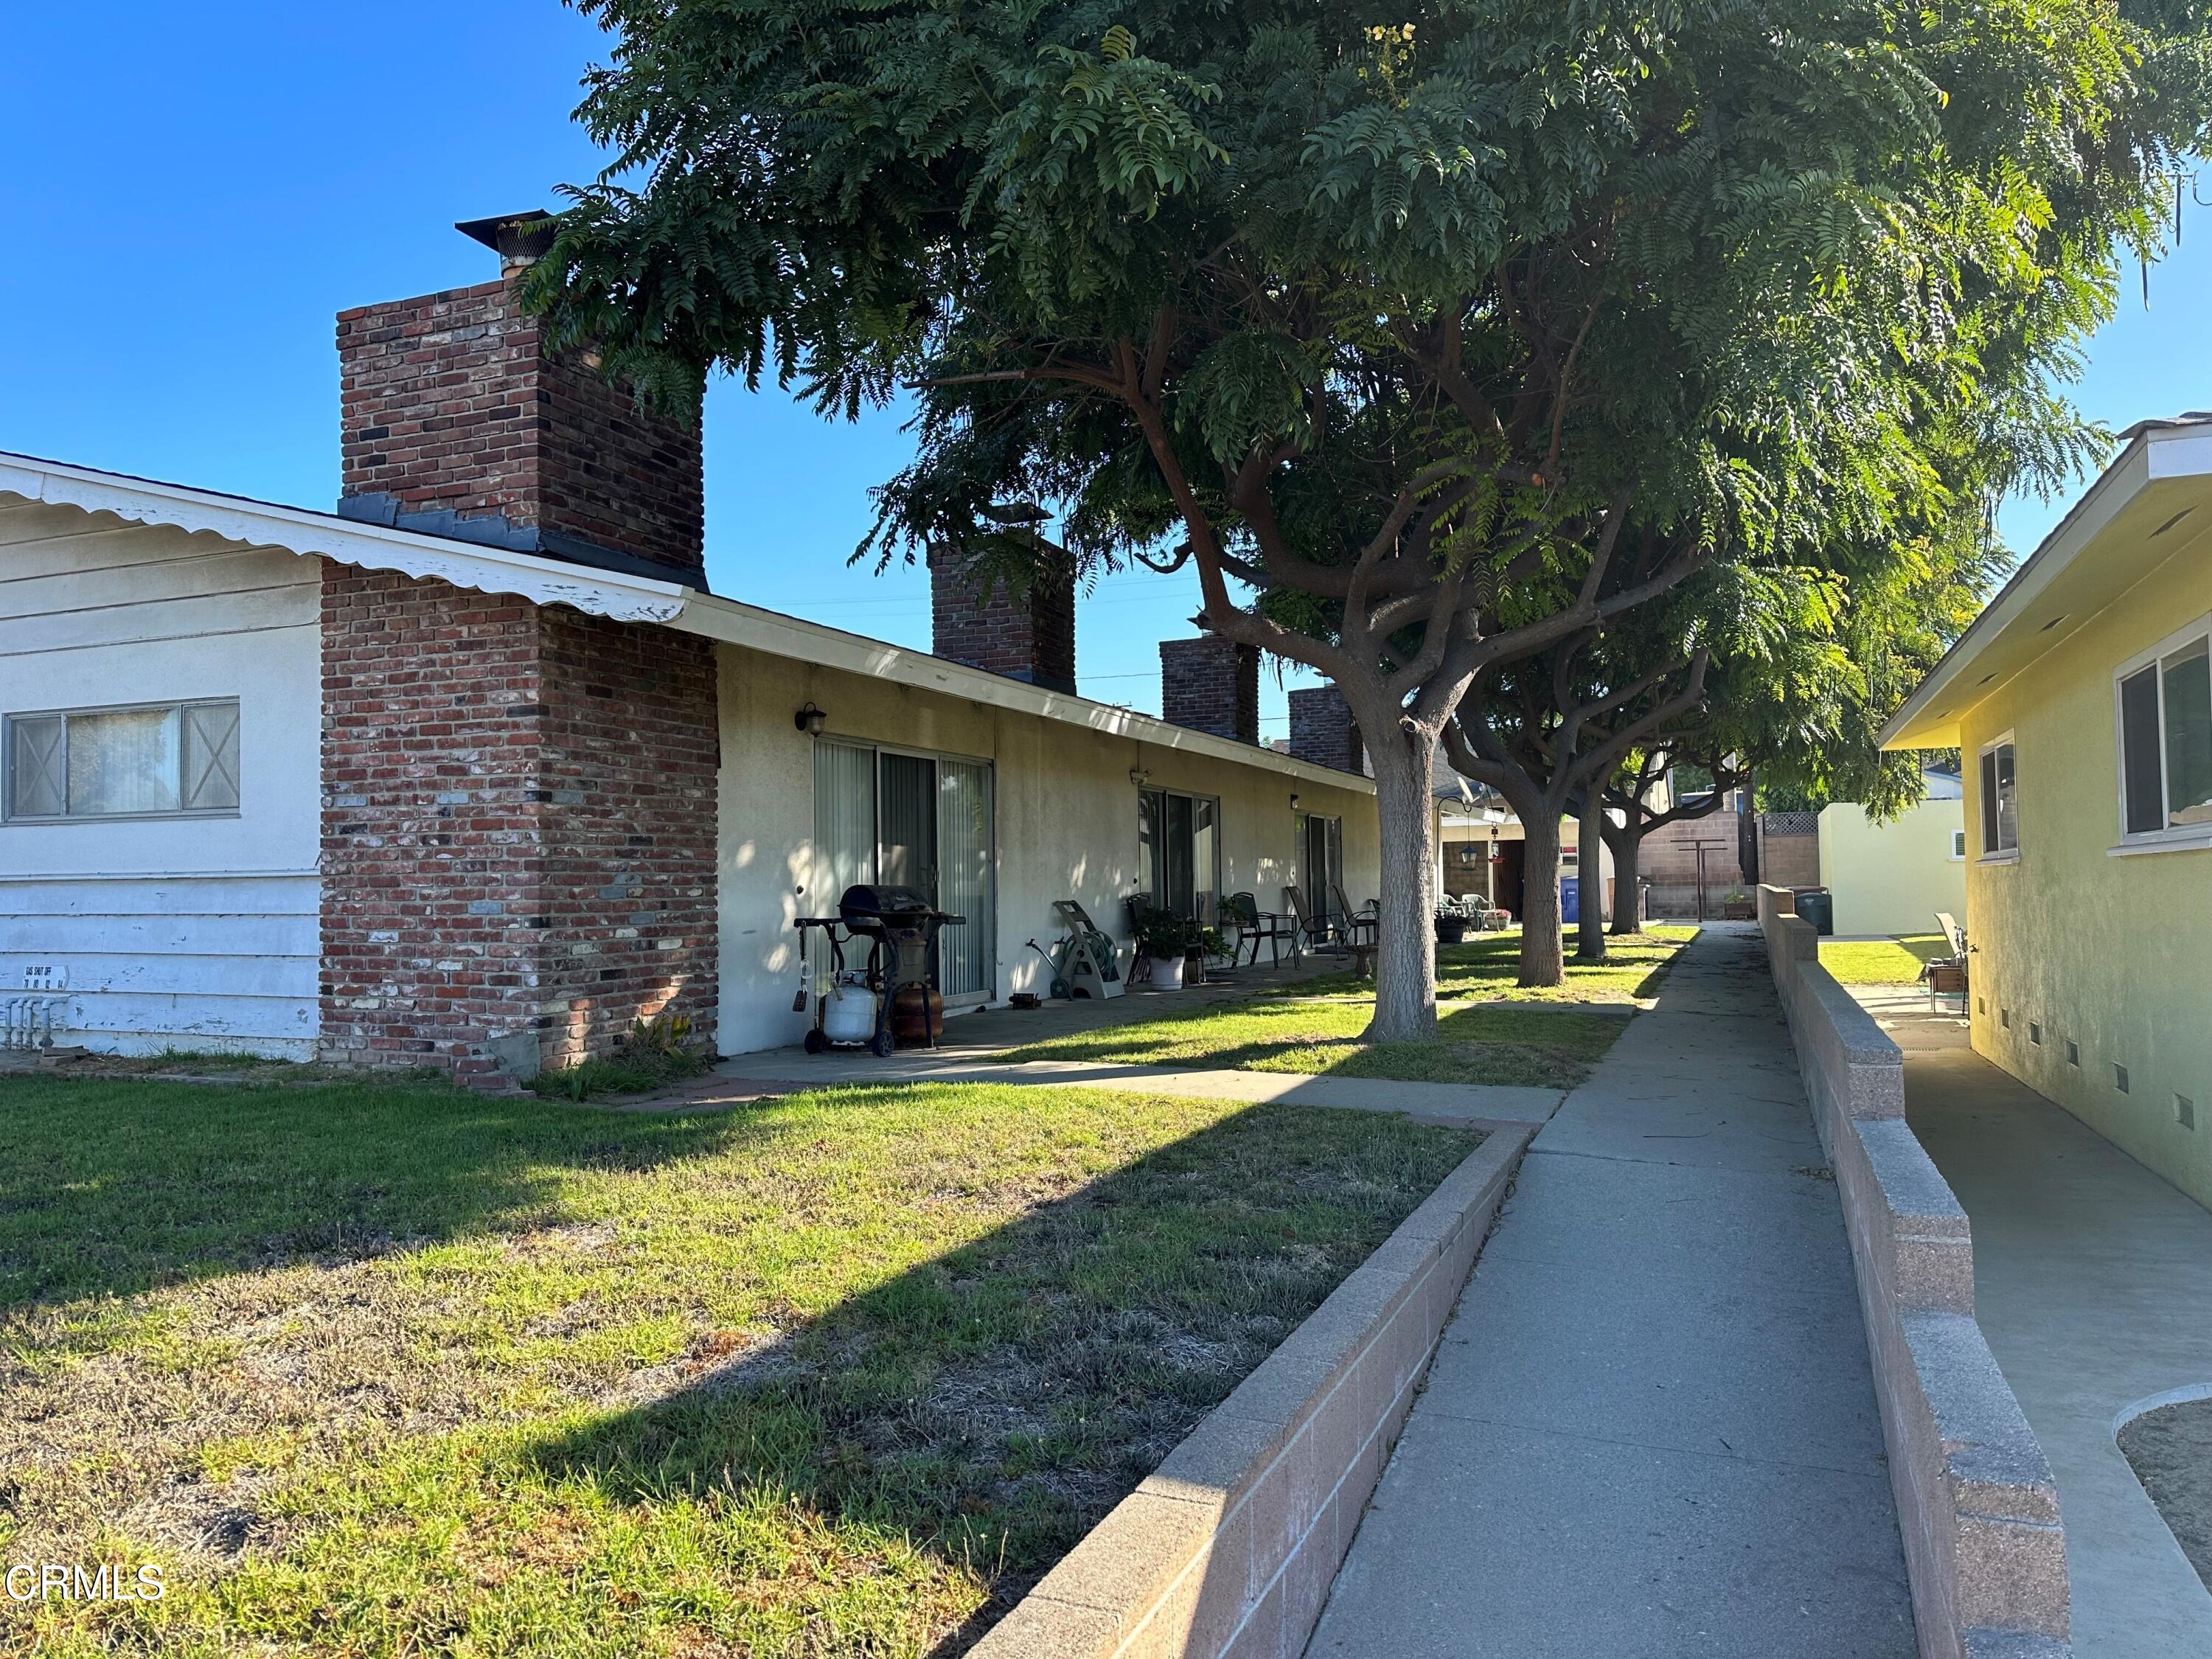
[1878,434,2160,750]
[672,590,1377,795]
[0,451,689,625]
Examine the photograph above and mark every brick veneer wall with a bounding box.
[335,276,706,587]
[1641,809,1744,917]
[1289,684,1363,773]
[927,544,1077,692]
[319,565,718,1085]
[1160,636,1260,743]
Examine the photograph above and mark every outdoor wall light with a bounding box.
[1290,793,1301,810]
[1130,768,1151,786]
[794,702,828,735]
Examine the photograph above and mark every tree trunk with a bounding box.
[1609,818,1644,936]
[1575,798,1607,961]
[1517,810,1565,987]
[1363,728,1440,1042]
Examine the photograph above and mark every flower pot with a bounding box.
[1148,955,1186,990]
[1435,917,1468,945]
[1721,899,1755,921]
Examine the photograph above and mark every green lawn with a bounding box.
[0,1074,1472,1658]
[998,927,1695,1086]
[1819,933,1948,985]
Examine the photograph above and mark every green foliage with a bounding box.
[528,0,2212,999]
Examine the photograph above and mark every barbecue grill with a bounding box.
[792,885,964,1056]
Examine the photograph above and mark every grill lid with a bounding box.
[838,884,941,919]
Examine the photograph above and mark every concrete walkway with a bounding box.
[1856,987,2212,1658]
[1308,924,1916,1658]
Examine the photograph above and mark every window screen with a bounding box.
[2121,666,2165,835]
[2163,641,2212,828]
[5,700,239,821]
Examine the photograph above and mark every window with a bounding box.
[2115,618,2212,844]
[1138,787,1220,921]
[5,700,239,821]
[1950,829,1967,861]
[1977,734,2017,858]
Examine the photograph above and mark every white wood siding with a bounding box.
[0,505,321,1057]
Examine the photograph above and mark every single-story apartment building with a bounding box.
[0,220,1378,1083]
[1816,770,1966,938]
[1880,411,2212,1208]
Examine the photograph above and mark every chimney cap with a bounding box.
[455,210,558,268]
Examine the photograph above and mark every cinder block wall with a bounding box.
[318,566,717,1085]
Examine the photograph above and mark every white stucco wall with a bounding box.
[714,644,1380,1055]
[0,507,322,1055]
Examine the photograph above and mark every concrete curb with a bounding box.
[970,1123,1534,1659]
[1755,891,2070,1659]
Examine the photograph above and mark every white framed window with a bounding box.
[2114,614,2212,851]
[5,699,240,823]
[1977,733,2018,860]
[1950,828,1967,861]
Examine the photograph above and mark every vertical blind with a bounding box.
[936,758,993,998]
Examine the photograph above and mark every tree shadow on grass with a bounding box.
[0,1075,777,1312]
[498,1102,1477,1655]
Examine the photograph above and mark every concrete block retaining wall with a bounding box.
[1755,888,2070,1659]
[973,1123,1533,1659]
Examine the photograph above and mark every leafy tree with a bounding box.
[532,0,2211,1025]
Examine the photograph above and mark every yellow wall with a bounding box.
[1818,800,1966,938]
[1952,545,2212,1208]
[714,644,1381,1054]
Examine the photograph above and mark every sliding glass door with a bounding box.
[1296,810,1343,923]
[1137,787,1220,921]
[813,740,995,1003]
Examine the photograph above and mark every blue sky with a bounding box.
[3,2,2205,740]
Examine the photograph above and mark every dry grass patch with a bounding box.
[0,1074,1472,1656]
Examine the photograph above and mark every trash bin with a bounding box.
[1561,877,1580,924]
[1794,888,1834,936]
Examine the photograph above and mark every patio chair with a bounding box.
[1222,891,1295,968]
[1332,883,1380,948]
[1281,886,1334,959]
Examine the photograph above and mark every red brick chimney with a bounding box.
[335,212,707,589]
[1289,684,1363,773]
[928,542,1077,693]
[1161,636,1259,743]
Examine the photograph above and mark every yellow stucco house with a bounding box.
[1881,412,2212,1208]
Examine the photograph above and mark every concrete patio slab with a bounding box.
[1860,987,2212,1658]
[1308,925,1915,1658]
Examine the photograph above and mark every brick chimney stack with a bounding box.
[928,543,1077,694]
[335,212,707,589]
[1161,636,1259,743]
[1288,685,1363,773]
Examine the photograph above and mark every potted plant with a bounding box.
[1720,888,1756,921]
[1133,909,1194,990]
[1435,896,1469,945]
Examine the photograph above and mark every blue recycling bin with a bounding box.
[1562,877,1580,924]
